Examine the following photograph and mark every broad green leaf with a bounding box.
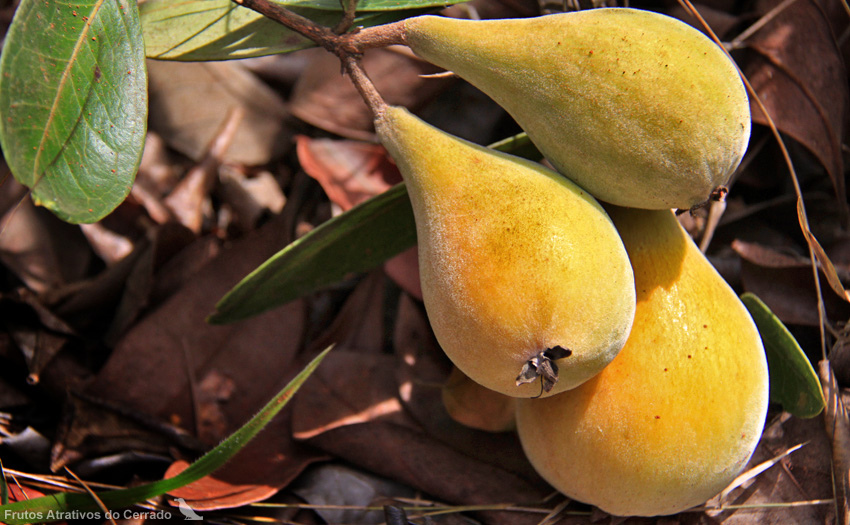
[0,347,331,523]
[209,183,416,324]
[141,0,454,61]
[741,292,825,418]
[252,0,459,10]
[209,132,539,325]
[0,0,147,223]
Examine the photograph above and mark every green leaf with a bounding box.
[141,0,453,61]
[0,347,331,523]
[262,0,459,10]
[0,0,147,224]
[209,183,416,324]
[741,292,825,418]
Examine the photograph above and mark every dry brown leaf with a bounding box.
[383,245,421,300]
[147,60,289,166]
[101,222,198,346]
[66,215,309,500]
[164,109,244,235]
[0,288,77,386]
[217,167,286,233]
[289,47,453,141]
[0,194,92,294]
[392,295,544,485]
[305,270,389,357]
[84,216,305,430]
[441,366,517,433]
[296,135,401,212]
[5,482,46,503]
[164,406,327,511]
[292,350,413,440]
[51,392,203,472]
[291,349,549,525]
[733,239,850,325]
[297,134,421,299]
[689,412,833,524]
[742,0,849,221]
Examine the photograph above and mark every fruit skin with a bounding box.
[515,207,769,516]
[442,366,517,432]
[375,105,635,398]
[402,9,751,210]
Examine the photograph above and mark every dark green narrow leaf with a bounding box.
[1,459,8,505]
[0,0,147,223]
[0,347,331,523]
[741,292,825,418]
[209,183,416,324]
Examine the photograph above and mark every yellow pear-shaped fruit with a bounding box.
[375,105,635,398]
[515,207,769,516]
[401,8,751,210]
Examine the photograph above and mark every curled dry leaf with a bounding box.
[297,135,401,212]
[164,108,244,235]
[742,0,849,221]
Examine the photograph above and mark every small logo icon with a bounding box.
[174,498,203,520]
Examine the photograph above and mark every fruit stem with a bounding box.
[230,0,401,116]
[341,55,388,117]
[230,0,406,54]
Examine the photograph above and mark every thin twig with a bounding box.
[231,0,339,52]
[333,0,358,34]
[230,0,406,56]
[64,467,118,525]
[341,54,387,117]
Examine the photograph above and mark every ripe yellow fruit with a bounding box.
[401,9,751,210]
[375,105,635,398]
[515,207,769,516]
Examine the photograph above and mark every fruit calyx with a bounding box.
[677,185,729,216]
[516,345,572,395]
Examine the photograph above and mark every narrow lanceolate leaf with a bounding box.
[141,0,450,61]
[0,0,147,224]
[209,183,416,324]
[0,347,331,524]
[741,292,825,418]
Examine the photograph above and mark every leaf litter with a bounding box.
[0,0,849,522]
